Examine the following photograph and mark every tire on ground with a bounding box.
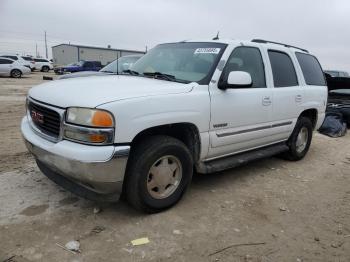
[283,116,313,161]
[124,135,193,213]
[11,69,22,78]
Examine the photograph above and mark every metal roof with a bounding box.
[51,43,145,54]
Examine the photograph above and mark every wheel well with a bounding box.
[131,123,201,162]
[300,109,318,130]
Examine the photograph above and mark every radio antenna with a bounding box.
[212,31,220,40]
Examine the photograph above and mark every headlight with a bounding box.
[64,108,115,145]
[66,107,114,127]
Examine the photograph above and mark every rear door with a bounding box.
[0,58,13,75]
[267,50,303,140]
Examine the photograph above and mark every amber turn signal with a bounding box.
[92,111,114,127]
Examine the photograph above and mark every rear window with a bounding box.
[34,58,48,62]
[268,50,298,87]
[22,56,33,61]
[296,52,326,86]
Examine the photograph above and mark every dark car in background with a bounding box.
[325,70,349,78]
[54,60,102,75]
[59,55,142,79]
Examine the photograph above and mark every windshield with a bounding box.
[100,56,141,73]
[130,42,226,84]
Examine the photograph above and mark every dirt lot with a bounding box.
[0,72,349,262]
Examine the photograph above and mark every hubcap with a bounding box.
[13,71,20,77]
[296,127,308,153]
[147,155,182,199]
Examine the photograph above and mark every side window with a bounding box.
[268,50,298,87]
[84,62,93,68]
[221,47,266,88]
[4,55,18,60]
[295,52,326,86]
[0,59,13,64]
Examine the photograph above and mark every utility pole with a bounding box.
[44,31,48,59]
[35,43,38,58]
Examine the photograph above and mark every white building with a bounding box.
[52,44,145,66]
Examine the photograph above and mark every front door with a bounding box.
[208,46,273,159]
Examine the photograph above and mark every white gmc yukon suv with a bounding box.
[21,39,327,212]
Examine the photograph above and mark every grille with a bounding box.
[28,101,61,138]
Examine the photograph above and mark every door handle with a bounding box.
[262,96,272,106]
[295,95,302,103]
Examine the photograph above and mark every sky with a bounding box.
[0,0,349,71]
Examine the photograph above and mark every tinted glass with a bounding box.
[221,47,266,88]
[22,56,33,61]
[0,58,13,64]
[268,51,298,87]
[84,62,93,68]
[4,55,18,60]
[296,52,326,86]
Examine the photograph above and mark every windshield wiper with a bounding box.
[122,69,139,75]
[143,72,189,83]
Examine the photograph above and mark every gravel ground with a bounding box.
[0,72,349,262]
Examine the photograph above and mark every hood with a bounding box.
[59,71,107,80]
[29,75,195,108]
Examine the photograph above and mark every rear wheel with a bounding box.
[11,69,22,78]
[41,66,49,72]
[283,117,313,161]
[125,135,193,213]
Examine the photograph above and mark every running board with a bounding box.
[196,143,289,174]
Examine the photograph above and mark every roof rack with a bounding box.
[251,39,309,53]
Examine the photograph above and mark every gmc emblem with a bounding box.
[31,110,44,124]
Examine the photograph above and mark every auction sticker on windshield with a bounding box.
[194,48,221,54]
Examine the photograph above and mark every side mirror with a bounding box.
[227,71,252,88]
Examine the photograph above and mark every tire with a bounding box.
[41,66,49,72]
[125,135,193,213]
[283,117,313,161]
[11,69,22,78]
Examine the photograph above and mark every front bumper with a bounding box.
[21,117,130,201]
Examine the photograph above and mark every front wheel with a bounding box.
[283,117,313,161]
[125,136,193,213]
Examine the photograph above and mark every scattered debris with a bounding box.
[93,207,101,214]
[131,237,150,246]
[208,242,266,256]
[331,241,344,248]
[314,237,320,242]
[344,235,350,238]
[56,242,78,254]
[3,255,16,262]
[173,229,182,235]
[91,225,105,234]
[65,240,81,252]
[279,206,288,212]
[233,228,241,232]
[122,247,133,254]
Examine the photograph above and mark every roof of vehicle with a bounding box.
[52,43,146,54]
[180,39,309,54]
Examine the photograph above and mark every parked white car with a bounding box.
[0,54,33,72]
[21,56,36,71]
[0,57,31,78]
[34,58,53,72]
[21,39,327,212]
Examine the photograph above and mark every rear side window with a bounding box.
[268,50,298,87]
[0,58,13,64]
[296,52,326,86]
[22,56,33,61]
[4,55,18,60]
